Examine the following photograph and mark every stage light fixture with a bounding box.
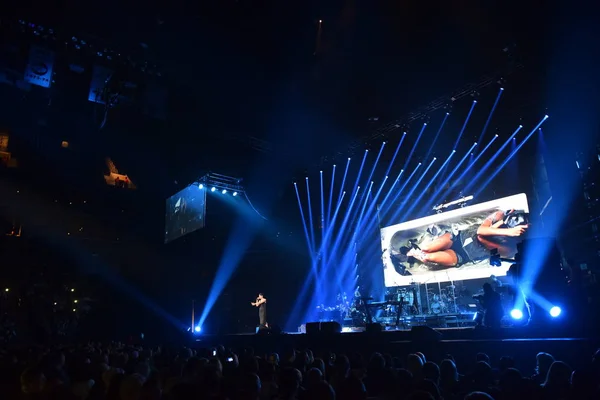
[199,184,204,189]
[211,187,216,192]
[222,189,227,194]
[194,326,201,333]
[549,306,562,317]
[233,192,238,196]
[510,309,523,320]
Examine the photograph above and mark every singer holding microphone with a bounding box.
[251,293,268,329]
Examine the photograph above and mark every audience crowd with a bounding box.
[1,341,599,400]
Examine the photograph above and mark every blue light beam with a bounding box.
[294,182,314,256]
[462,124,525,194]
[474,116,549,197]
[477,88,504,146]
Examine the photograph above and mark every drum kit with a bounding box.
[424,280,460,315]
[381,285,419,317]
[383,279,461,316]
[318,279,466,326]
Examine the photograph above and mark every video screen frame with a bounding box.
[164,185,207,244]
[380,193,530,287]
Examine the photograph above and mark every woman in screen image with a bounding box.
[405,209,528,268]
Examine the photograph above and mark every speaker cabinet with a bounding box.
[410,325,442,341]
[305,321,342,334]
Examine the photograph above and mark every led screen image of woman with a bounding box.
[390,209,529,271]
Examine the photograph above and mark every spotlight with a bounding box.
[211,187,216,192]
[194,326,201,333]
[510,309,523,320]
[233,192,238,196]
[549,306,562,317]
[199,184,204,189]
[222,189,227,194]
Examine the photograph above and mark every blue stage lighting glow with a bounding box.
[453,100,478,148]
[477,87,504,146]
[550,306,562,317]
[194,326,201,333]
[222,189,227,194]
[199,184,204,189]
[294,182,315,256]
[327,164,337,233]
[305,177,317,255]
[233,192,238,196]
[510,309,523,320]
[473,115,549,197]
[211,187,216,192]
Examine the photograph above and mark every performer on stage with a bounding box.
[251,293,268,328]
[473,283,503,328]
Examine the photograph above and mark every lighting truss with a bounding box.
[337,61,524,159]
[2,18,162,78]
[196,172,245,193]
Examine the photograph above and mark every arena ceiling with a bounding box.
[4,0,547,183]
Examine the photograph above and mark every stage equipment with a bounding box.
[305,321,342,335]
[24,45,55,88]
[197,172,266,220]
[5,19,162,78]
[197,173,245,195]
[328,60,523,160]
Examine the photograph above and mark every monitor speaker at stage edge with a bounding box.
[305,321,342,335]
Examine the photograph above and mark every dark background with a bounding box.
[1,0,598,339]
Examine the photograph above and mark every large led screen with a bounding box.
[381,193,529,287]
[165,185,207,244]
